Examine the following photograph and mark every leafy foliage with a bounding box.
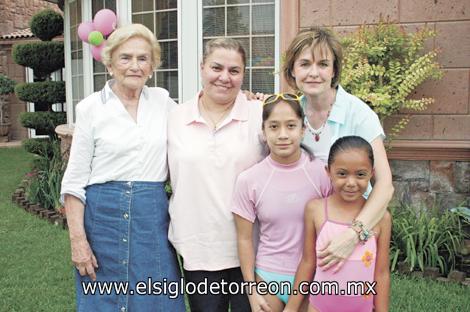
[12,42,64,80]
[15,81,65,105]
[30,9,63,41]
[19,112,66,135]
[24,140,65,210]
[0,74,17,95]
[390,204,468,275]
[340,21,442,142]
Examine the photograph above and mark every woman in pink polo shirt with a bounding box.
[167,38,264,311]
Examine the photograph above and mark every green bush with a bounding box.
[340,21,442,142]
[12,42,64,79]
[22,138,53,157]
[24,140,65,210]
[0,74,16,95]
[19,112,66,134]
[30,9,63,41]
[15,81,65,105]
[390,204,468,275]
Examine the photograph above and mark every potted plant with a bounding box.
[0,74,17,138]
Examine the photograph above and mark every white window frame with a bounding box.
[64,0,279,124]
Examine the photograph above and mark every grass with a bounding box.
[1,147,469,311]
[0,147,75,312]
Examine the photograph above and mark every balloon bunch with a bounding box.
[77,9,117,62]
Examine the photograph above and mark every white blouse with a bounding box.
[60,80,176,204]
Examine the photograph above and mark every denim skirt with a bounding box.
[75,181,185,312]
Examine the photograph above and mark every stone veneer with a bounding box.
[391,160,470,210]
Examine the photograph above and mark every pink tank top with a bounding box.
[309,199,376,312]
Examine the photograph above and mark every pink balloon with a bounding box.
[91,41,106,62]
[77,21,95,43]
[93,9,117,36]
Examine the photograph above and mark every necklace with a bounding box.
[200,98,233,130]
[304,108,332,142]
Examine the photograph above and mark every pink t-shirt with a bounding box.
[231,151,331,275]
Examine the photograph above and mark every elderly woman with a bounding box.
[61,24,185,311]
[168,38,264,311]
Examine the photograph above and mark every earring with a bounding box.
[109,72,113,77]
[148,75,152,79]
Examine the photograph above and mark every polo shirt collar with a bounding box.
[100,79,149,104]
[184,90,250,125]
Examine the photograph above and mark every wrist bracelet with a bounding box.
[350,220,372,244]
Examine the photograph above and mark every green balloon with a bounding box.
[88,31,104,46]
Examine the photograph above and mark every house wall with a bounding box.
[0,0,58,35]
[283,0,470,209]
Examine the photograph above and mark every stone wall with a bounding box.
[0,0,59,35]
[391,160,470,209]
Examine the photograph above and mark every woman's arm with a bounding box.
[284,199,319,312]
[318,137,394,272]
[233,214,272,312]
[373,211,391,312]
[65,194,98,281]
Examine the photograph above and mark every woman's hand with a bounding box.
[317,227,358,272]
[248,292,272,312]
[71,236,98,281]
[243,90,266,101]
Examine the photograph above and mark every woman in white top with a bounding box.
[61,24,185,312]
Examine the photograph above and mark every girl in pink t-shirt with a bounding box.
[232,93,331,312]
[285,136,391,312]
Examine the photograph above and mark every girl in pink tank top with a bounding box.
[285,136,391,312]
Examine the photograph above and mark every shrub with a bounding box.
[30,9,63,41]
[22,138,54,157]
[19,112,66,134]
[15,81,65,105]
[340,20,442,142]
[25,140,65,210]
[12,42,64,79]
[390,204,468,275]
[0,74,16,95]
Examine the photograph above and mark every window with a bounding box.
[132,0,179,101]
[202,0,276,94]
[69,0,84,114]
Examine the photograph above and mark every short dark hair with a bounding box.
[327,136,374,168]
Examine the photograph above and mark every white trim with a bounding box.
[274,0,280,92]
[82,0,93,97]
[64,0,74,126]
[179,0,200,102]
[117,0,132,26]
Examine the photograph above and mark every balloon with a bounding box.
[91,41,105,62]
[88,31,104,46]
[77,21,95,43]
[93,9,117,36]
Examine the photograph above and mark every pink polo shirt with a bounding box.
[231,152,332,274]
[168,90,264,271]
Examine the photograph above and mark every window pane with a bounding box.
[157,71,178,99]
[203,0,224,5]
[227,6,249,36]
[252,69,274,94]
[227,0,249,4]
[241,70,250,92]
[252,4,274,34]
[93,59,106,73]
[155,0,177,10]
[160,41,178,69]
[132,13,154,32]
[94,74,106,91]
[132,0,153,12]
[203,8,225,37]
[252,36,274,67]
[105,0,116,11]
[156,11,177,40]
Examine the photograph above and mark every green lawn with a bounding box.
[1,147,469,311]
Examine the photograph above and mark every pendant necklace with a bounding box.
[304,106,332,142]
[200,98,233,130]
